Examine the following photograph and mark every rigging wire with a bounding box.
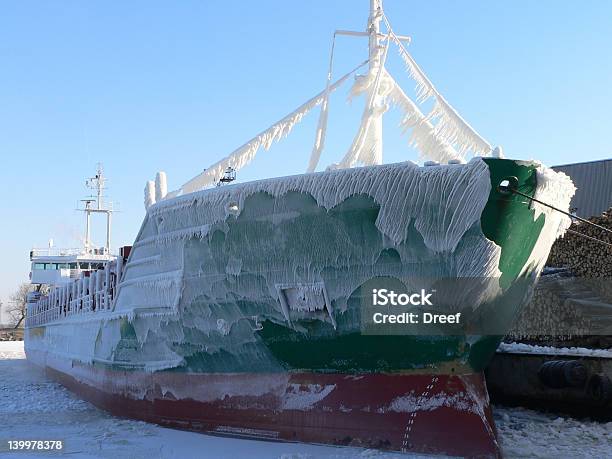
[507,187,612,237]
[501,183,612,249]
[174,58,370,195]
[566,229,612,249]
[307,31,338,172]
[381,12,492,156]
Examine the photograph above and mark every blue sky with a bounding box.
[0,0,610,307]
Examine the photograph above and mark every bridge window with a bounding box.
[33,262,76,270]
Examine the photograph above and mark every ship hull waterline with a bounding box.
[28,348,499,457]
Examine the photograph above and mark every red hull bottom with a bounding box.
[39,358,500,457]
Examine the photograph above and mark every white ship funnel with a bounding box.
[155,171,168,201]
[145,180,156,209]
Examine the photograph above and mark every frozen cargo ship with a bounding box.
[25,1,575,457]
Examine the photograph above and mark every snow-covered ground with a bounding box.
[1,341,610,459]
[493,407,612,458]
[498,342,612,359]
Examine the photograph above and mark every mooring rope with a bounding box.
[566,229,612,249]
[500,183,612,249]
[506,187,612,236]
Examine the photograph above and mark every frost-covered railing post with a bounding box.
[105,265,110,309]
[72,281,77,314]
[87,274,92,312]
[80,278,85,312]
[75,279,81,313]
[81,278,86,312]
[89,273,94,311]
[76,279,80,313]
[27,260,122,326]
[96,270,105,310]
[61,285,66,317]
[70,281,76,315]
[80,280,86,313]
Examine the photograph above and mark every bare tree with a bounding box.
[8,283,34,329]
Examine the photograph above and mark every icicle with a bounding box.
[384,19,492,157]
[307,95,330,173]
[174,60,369,196]
[307,32,337,173]
[428,98,492,155]
[385,72,463,164]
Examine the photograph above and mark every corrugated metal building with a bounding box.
[552,159,612,218]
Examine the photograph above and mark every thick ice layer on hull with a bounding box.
[148,158,493,251]
[27,159,575,375]
[519,161,575,275]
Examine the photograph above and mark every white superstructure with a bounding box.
[29,164,116,287]
[26,165,128,327]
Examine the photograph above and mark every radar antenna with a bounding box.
[78,164,115,254]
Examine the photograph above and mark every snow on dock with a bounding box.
[498,342,612,359]
[1,341,610,459]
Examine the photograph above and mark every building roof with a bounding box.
[552,158,612,218]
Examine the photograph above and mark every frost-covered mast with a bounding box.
[335,0,390,168]
[154,0,496,202]
[341,0,387,167]
[368,0,384,164]
[79,164,114,254]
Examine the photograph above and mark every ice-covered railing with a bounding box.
[149,0,494,202]
[30,247,84,257]
[25,259,124,328]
